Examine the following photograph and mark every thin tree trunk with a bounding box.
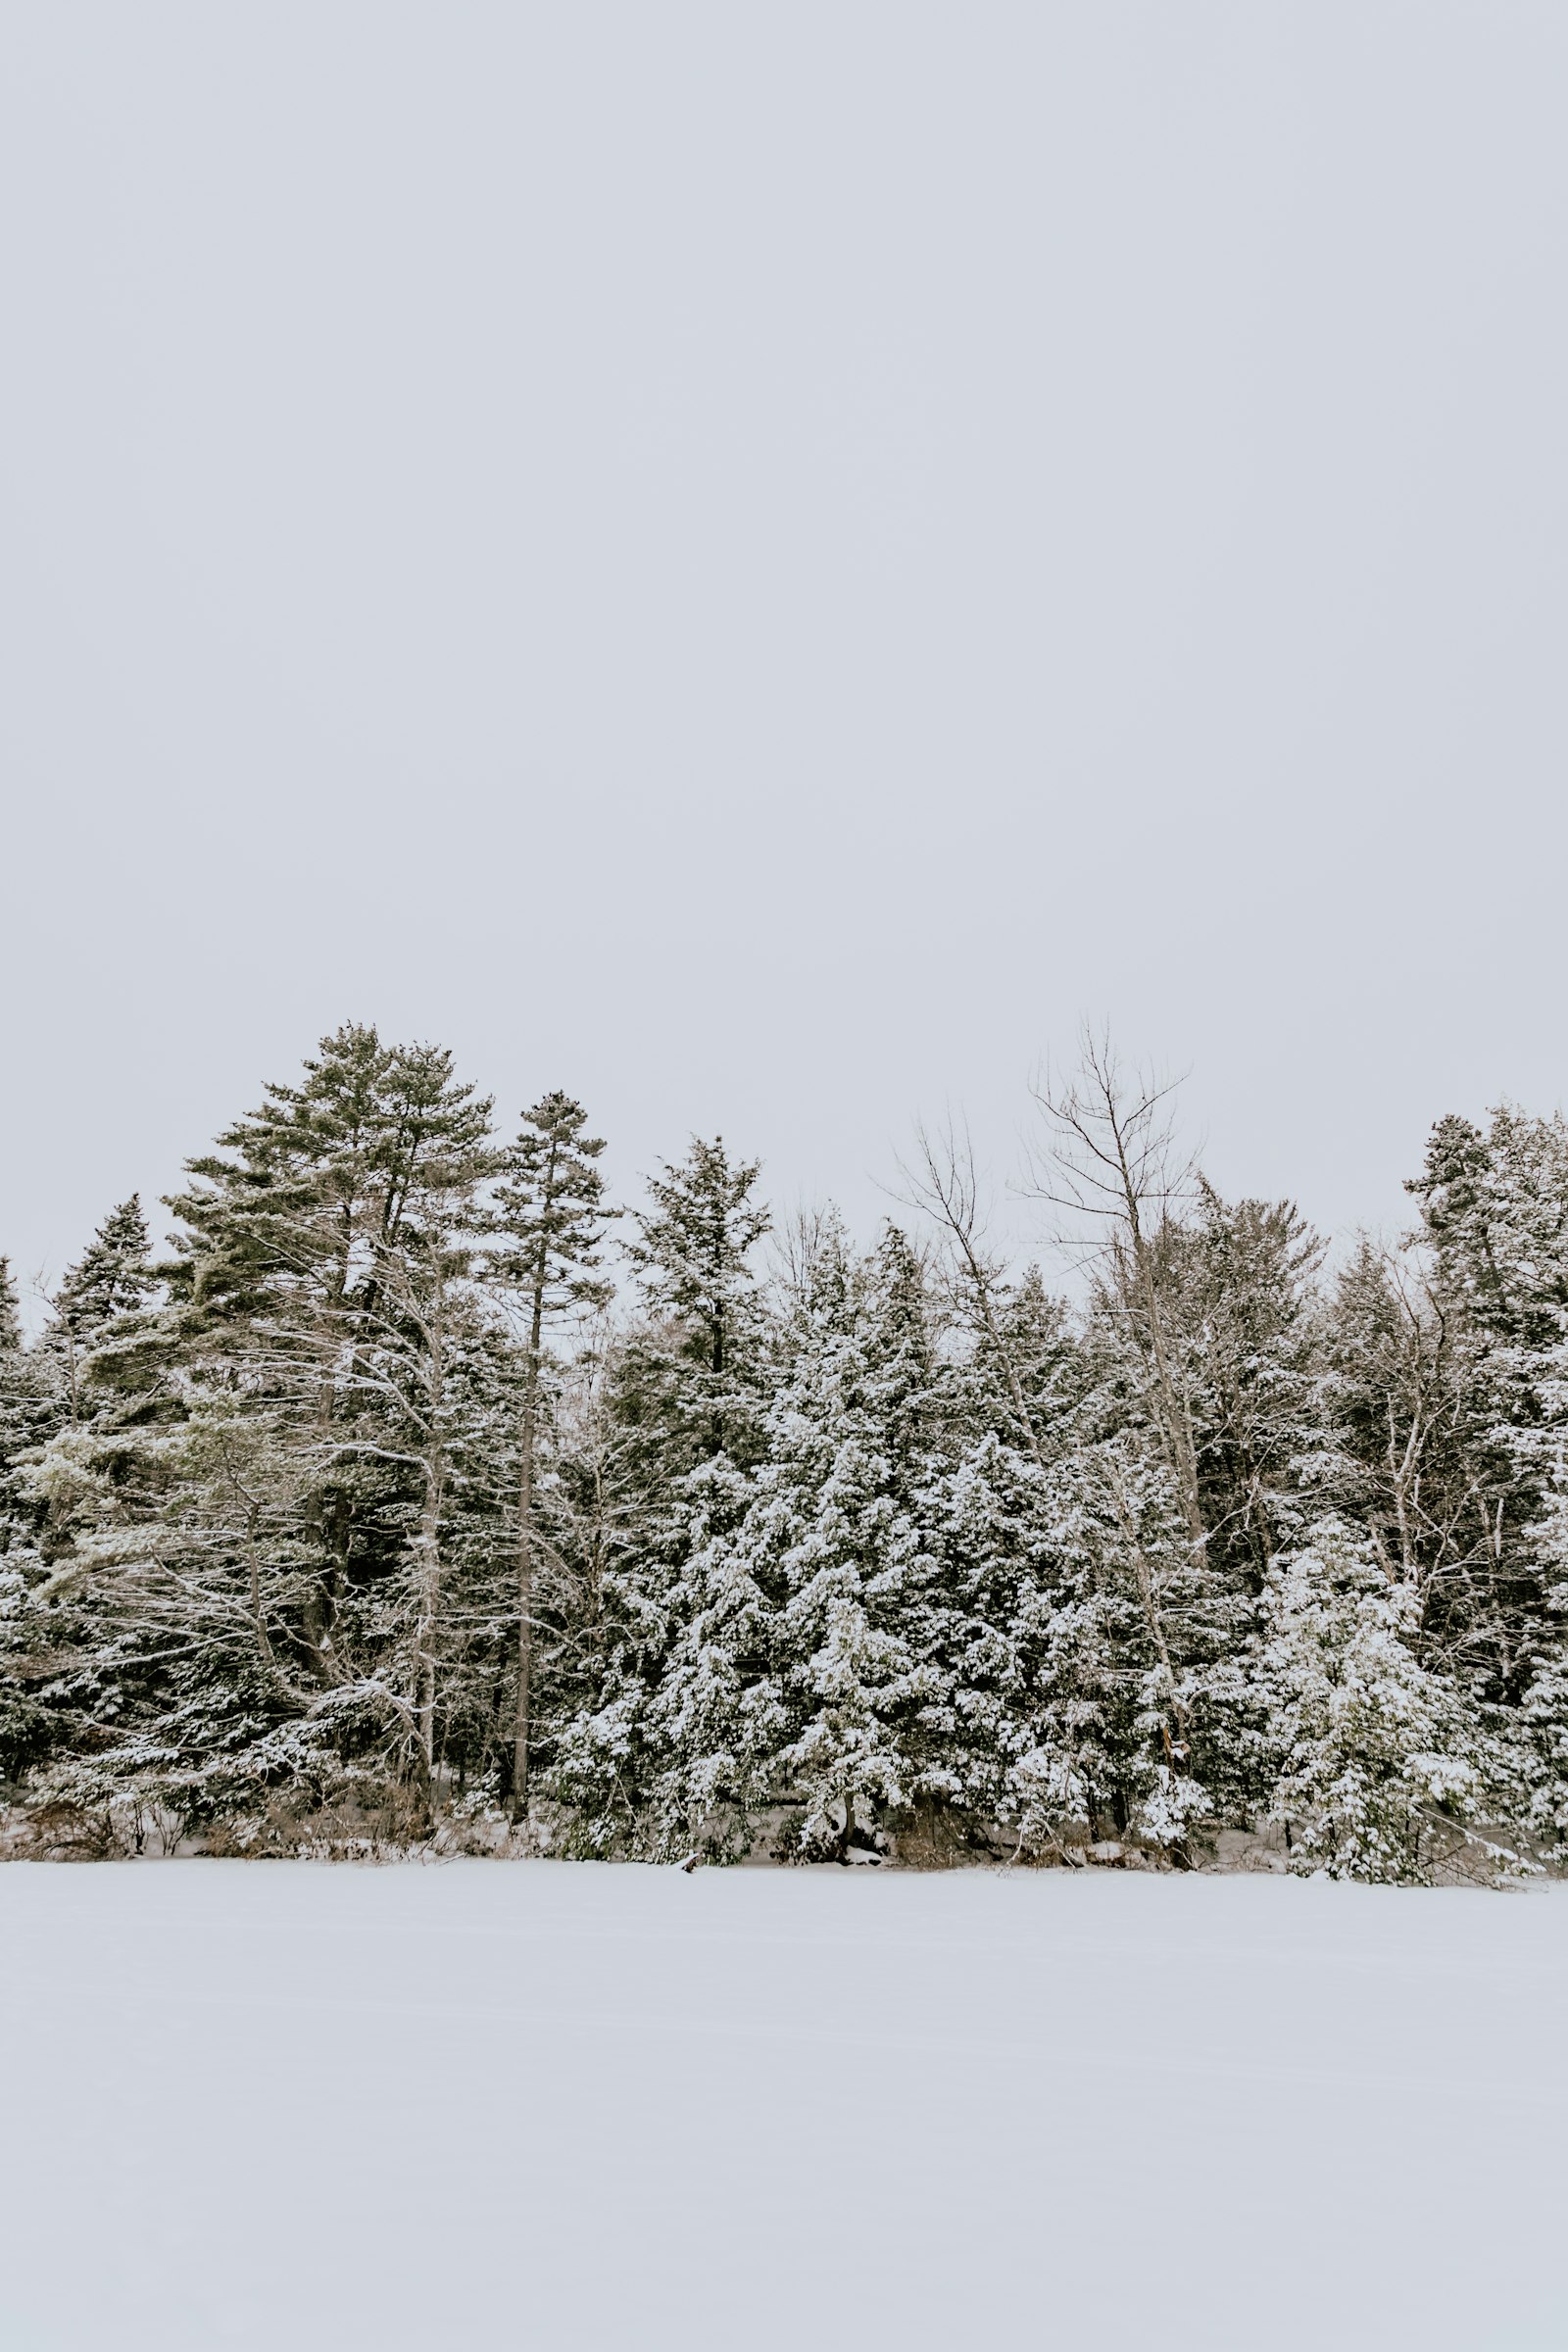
[1108,1467,1188,1753]
[415,1461,444,1783]
[511,1275,546,1819]
[1388,1396,1422,1584]
[1130,1228,1205,1550]
[1095,1086,1205,1551]
[415,1321,448,1789]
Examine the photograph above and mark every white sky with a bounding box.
[4,5,1566,1302]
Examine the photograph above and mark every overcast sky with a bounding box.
[3,4,1566,1304]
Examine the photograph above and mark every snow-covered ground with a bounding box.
[2,1862,1564,2350]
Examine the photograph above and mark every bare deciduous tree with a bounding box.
[1024,1025,1206,1552]
[898,1115,1047,1469]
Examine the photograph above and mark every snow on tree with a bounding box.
[542,1137,776,1853]
[4,1028,1566,1881]
[489,1091,612,1816]
[624,1133,772,1470]
[11,1028,516,1842]
[1256,1519,1503,1884]
[652,1219,937,1862]
[1391,1105,1568,1844]
[0,1257,70,1787]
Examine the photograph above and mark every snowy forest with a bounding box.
[3,1020,1567,1886]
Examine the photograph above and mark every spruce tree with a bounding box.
[12,1025,1568,1882]
[41,1196,160,1425]
[1256,1519,1500,1883]
[50,1196,158,1338]
[1401,1104,1568,1841]
[557,1139,772,1851]
[0,1257,68,1784]
[672,1224,940,1862]
[626,1136,771,1468]
[0,1256,23,1355]
[0,1257,46,1534]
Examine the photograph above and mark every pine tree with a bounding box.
[0,1256,52,1537]
[0,1257,69,1785]
[1402,1104,1568,1842]
[1141,1184,1349,1831]
[1397,1113,1549,1688]
[0,1256,23,1354]
[25,1028,508,1837]
[490,1092,612,1816]
[12,1024,1568,1883]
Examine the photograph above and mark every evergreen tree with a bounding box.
[625,1136,771,1469]
[21,1029,508,1837]
[1255,1520,1501,1883]
[654,1221,937,1861]
[8,1026,1567,1884]
[1401,1104,1568,1840]
[0,1258,69,1785]
[0,1256,23,1354]
[53,1196,158,1330]
[546,1138,775,1850]
[765,1225,938,1858]
[1408,1105,1568,1621]
[0,1256,51,1538]
[1137,1185,1350,1832]
[490,1092,612,1815]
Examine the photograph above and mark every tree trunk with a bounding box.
[415,1461,444,1783]
[1131,1233,1205,1551]
[415,1322,448,1790]
[511,1277,546,1821]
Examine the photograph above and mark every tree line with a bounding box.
[2,1020,1566,1883]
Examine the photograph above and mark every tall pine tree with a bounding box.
[490,1092,612,1816]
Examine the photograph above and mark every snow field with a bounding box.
[2,1861,1565,2350]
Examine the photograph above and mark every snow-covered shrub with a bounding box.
[1130,1761,1213,1851]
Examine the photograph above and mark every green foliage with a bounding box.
[1257,1522,1500,1884]
[5,1045,1568,1883]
